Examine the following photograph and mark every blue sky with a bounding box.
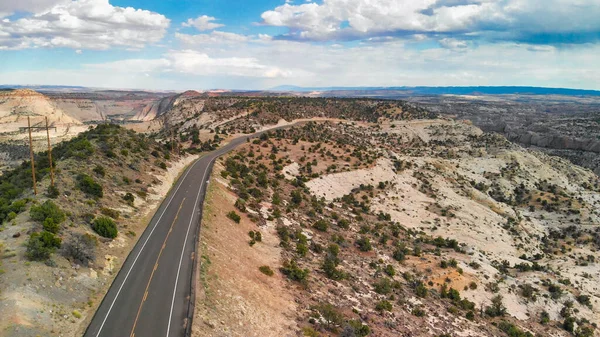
[0,0,599,90]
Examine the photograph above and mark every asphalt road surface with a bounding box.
[84,126,294,337]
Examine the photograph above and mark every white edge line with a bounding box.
[166,156,216,337]
[94,158,201,337]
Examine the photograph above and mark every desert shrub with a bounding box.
[234,198,247,212]
[93,165,105,177]
[375,300,393,312]
[393,247,406,261]
[280,259,309,284]
[344,320,370,337]
[337,218,350,229]
[384,264,395,277]
[30,200,66,231]
[156,161,167,170]
[575,326,595,337]
[100,207,120,219]
[323,255,347,280]
[302,327,320,337]
[227,211,241,223]
[415,281,428,298]
[46,185,59,198]
[62,138,94,159]
[373,277,393,294]
[356,236,372,252]
[313,219,329,232]
[62,233,97,266]
[497,321,534,337]
[312,303,343,331]
[576,294,592,307]
[297,243,308,257]
[258,265,274,276]
[563,317,576,333]
[485,295,507,317]
[548,283,563,299]
[92,216,118,238]
[123,192,135,206]
[248,230,262,246]
[77,174,103,198]
[26,231,61,261]
[291,189,303,205]
[43,217,60,233]
[412,307,426,317]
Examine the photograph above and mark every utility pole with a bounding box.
[45,117,55,187]
[27,116,38,195]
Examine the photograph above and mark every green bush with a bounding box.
[123,192,135,206]
[312,303,343,331]
[412,307,426,317]
[92,216,118,238]
[313,219,329,232]
[485,295,507,317]
[259,265,274,276]
[46,185,59,198]
[375,300,393,312]
[234,198,247,212]
[77,174,103,198]
[280,259,309,284]
[43,217,60,233]
[356,236,372,251]
[26,231,61,261]
[347,320,371,337]
[297,243,308,257]
[227,211,241,223]
[415,281,428,298]
[93,165,106,177]
[497,321,534,337]
[63,138,94,159]
[30,200,66,231]
[373,277,393,294]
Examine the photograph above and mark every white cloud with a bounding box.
[182,15,224,31]
[439,38,469,50]
[0,0,64,16]
[85,49,299,79]
[176,31,250,45]
[0,0,169,50]
[260,0,600,44]
[2,41,599,90]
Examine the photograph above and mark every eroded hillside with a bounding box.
[195,120,599,337]
[0,124,195,337]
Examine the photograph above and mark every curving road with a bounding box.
[84,128,285,337]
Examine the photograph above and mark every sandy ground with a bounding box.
[192,161,297,337]
[305,158,396,201]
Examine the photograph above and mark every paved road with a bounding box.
[84,130,276,337]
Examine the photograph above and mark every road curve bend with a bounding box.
[84,125,298,337]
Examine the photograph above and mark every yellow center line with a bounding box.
[129,197,186,337]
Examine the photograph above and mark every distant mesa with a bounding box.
[270,85,600,97]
